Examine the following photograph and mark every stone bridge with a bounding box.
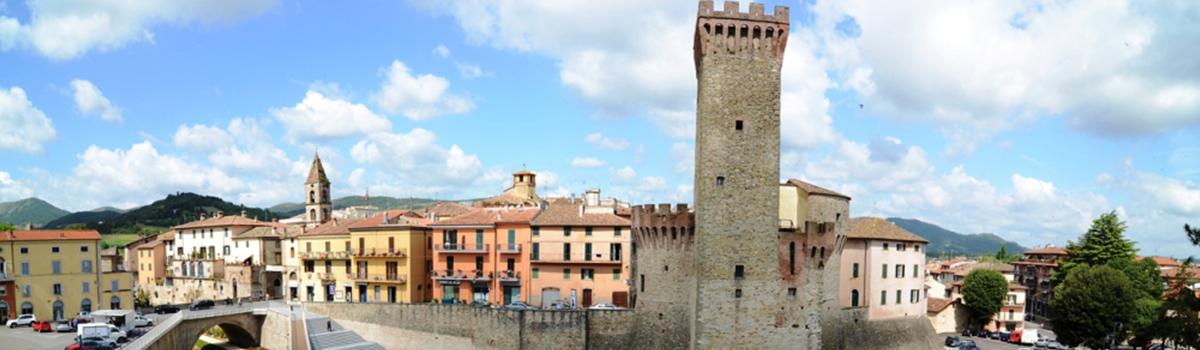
[123,303,291,350]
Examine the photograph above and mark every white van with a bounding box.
[77,323,127,343]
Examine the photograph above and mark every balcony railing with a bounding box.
[298,251,353,260]
[432,269,492,282]
[498,270,520,283]
[353,248,408,259]
[497,244,521,254]
[434,243,489,254]
[353,273,407,284]
[531,253,623,265]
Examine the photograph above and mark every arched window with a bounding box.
[309,209,316,221]
[20,301,33,315]
[52,300,64,321]
[110,296,121,310]
[81,299,92,313]
[309,191,315,203]
[851,290,860,307]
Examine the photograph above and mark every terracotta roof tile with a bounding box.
[0,229,101,241]
[173,214,270,230]
[1023,246,1068,255]
[158,230,176,241]
[473,193,541,207]
[299,218,367,237]
[1137,256,1181,267]
[848,217,928,243]
[927,297,957,313]
[430,208,540,227]
[347,210,430,230]
[234,224,303,240]
[531,204,630,227]
[784,179,851,200]
[423,202,473,218]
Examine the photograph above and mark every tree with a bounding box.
[1158,256,1200,348]
[994,246,1016,263]
[1186,223,1199,246]
[961,268,1008,329]
[1067,211,1136,266]
[1051,265,1137,349]
[0,222,14,231]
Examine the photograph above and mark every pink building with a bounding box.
[840,217,928,320]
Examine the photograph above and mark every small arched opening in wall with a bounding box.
[190,322,259,349]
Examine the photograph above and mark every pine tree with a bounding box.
[1067,211,1136,266]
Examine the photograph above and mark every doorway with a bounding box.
[582,289,593,307]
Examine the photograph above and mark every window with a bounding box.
[788,242,795,275]
[880,291,887,305]
[640,274,645,292]
[883,243,888,250]
[344,241,350,252]
[788,288,796,297]
[851,290,860,307]
[304,261,314,273]
[112,279,119,291]
[610,243,622,261]
[716,176,725,186]
[532,268,539,279]
[532,227,540,236]
[915,244,921,252]
[585,243,592,261]
[325,242,330,252]
[531,243,540,261]
[388,237,395,253]
[585,227,593,236]
[896,290,902,304]
[306,242,312,252]
[735,265,745,280]
[898,244,905,251]
[582,268,594,280]
[852,263,859,278]
[52,283,63,295]
[614,227,621,236]
[896,264,904,278]
[81,245,89,252]
[19,247,27,254]
[223,246,230,255]
[475,257,483,272]
[914,264,919,278]
[23,285,31,297]
[735,120,744,130]
[82,282,89,293]
[345,260,351,274]
[882,264,888,278]
[51,246,60,253]
[21,262,29,275]
[613,269,621,281]
[81,299,91,313]
[564,227,572,236]
[52,260,61,274]
[563,243,571,261]
[563,268,570,280]
[81,260,92,273]
[735,288,742,298]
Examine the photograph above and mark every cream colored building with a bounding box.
[0,230,133,322]
[347,211,432,303]
[840,217,929,320]
[295,218,357,302]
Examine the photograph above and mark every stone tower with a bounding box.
[508,170,538,200]
[305,152,332,227]
[690,1,789,349]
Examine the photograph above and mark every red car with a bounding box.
[31,320,53,332]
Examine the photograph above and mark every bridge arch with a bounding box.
[189,320,259,348]
[141,312,264,350]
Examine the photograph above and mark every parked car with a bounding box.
[77,323,127,343]
[6,314,36,328]
[32,320,54,332]
[55,321,75,332]
[1149,344,1176,350]
[154,304,180,314]
[956,340,980,350]
[588,303,621,310]
[549,302,572,311]
[470,300,490,308]
[131,314,153,327]
[65,336,116,350]
[503,302,537,310]
[1045,339,1065,349]
[189,299,215,311]
[944,336,961,347]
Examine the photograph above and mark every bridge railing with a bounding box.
[120,302,267,350]
[121,312,183,350]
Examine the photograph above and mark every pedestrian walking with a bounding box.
[326,319,332,332]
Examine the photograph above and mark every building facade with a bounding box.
[160,212,281,304]
[429,208,538,305]
[840,217,928,320]
[135,239,166,291]
[528,197,632,308]
[1013,246,1067,319]
[347,211,433,303]
[0,230,133,322]
[295,219,357,303]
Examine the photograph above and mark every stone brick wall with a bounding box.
[260,309,291,350]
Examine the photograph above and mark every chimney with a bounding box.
[585,188,600,207]
[26,223,33,230]
[200,212,207,220]
[216,211,224,218]
[241,210,248,217]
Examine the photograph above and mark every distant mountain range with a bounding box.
[887,217,1026,257]
[269,196,448,217]
[0,198,71,227]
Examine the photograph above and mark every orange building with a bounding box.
[429,208,539,305]
[528,199,631,308]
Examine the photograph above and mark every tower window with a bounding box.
[735,288,742,298]
[735,120,743,131]
[716,176,725,186]
[735,265,744,280]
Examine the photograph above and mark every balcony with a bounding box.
[497,244,521,254]
[434,243,489,254]
[353,273,407,284]
[298,251,353,260]
[305,272,346,281]
[532,254,623,265]
[432,269,492,283]
[353,248,408,259]
[498,270,520,284]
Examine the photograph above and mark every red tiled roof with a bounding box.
[1008,282,1028,290]
[423,202,473,218]
[784,179,851,200]
[430,208,540,227]
[927,297,957,313]
[474,193,541,207]
[848,217,928,243]
[158,230,176,241]
[173,214,270,230]
[531,204,630,227]
[1137,256,1181,267]
[299,218,367,237]
[0,229,101,241]
[1024,247,1068,255]
[347,210,430,230]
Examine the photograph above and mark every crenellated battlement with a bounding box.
[694,1,790,68]
[631,203,692,228]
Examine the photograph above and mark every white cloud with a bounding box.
[66,141,247,208]
[570,157,606,168]
[433,44,451,58]
[1012,174,1057,202]
[0,0,277,60]
[584,132,629,151]
[455,62,490,79]
[173,123,233,152]
[0,86,56,153]
[272,90,392,141]
[0,171,32,201]
[70,79,122,122]
[669,142,693,175]
[611,166,637,183]
[371,60,474,120]
[349,128,484,195]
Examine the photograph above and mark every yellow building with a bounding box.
[347,211,432,303]
[295,219,357,302]
[0,230,134,322]
[135,239,166,290]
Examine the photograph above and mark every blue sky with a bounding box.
[1,0,1198,257]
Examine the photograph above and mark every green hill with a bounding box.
[887,217,1026,257]
[70,192,280,235]
[270,195,445,217]
[0,198,70,227]
[45,208,123,229]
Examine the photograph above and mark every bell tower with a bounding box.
[305,152,332,227]
[690,1,789,348]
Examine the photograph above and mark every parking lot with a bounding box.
[0,313,169,350]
